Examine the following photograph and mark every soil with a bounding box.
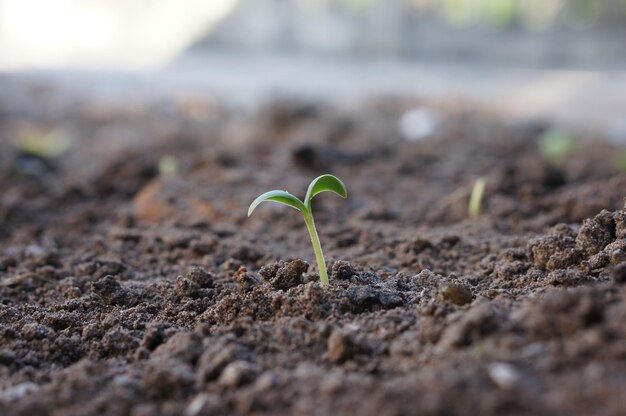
[1,87,626,416]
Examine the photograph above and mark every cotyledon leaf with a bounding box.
[305,174,348,208]
[248,190,306,216]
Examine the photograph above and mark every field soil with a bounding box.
[1,90,626,415]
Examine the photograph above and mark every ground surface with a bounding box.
[1,88,626,415]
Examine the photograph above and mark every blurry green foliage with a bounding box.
[615,150,626,172]
[538,128,577,165]
[16,130,72,158]
[158,155,179,178]
[564,0,601,28]
[468,176,486,218]
[481,0,516,28]
[300,0,615,31]
[441,0,476,26]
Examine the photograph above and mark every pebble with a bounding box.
[326,330,359,364]
[218,360,258,388]
[0,382,39,401]
[436,283,473,305]
[487,362,521,390]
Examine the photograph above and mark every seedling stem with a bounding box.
[304,213,329,284]
[469,177,486,218]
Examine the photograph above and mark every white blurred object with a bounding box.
[398,106,441,141]
[0,0,237,70]
[487,362,522,390]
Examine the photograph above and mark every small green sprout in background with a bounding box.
[248,174,348,285]
[538,128,576,165]
[158,155,179,178]
[16,129,72,158]
[614,150,626,173]
[468,176,486,218]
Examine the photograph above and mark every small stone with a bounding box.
[113,374,134,387]
[218,360,258,388]
[487,362,521,390]
[326,330,359,364]
[436,283,473,306]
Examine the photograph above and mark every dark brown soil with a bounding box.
[1,88,626,416]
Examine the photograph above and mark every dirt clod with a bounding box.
[436,282,473,305]
[576,210,616,256]
[331,260,359,281]
[175,268,214,299]
[91,274,133,306]
[259,259,309,291]
[527,224,583,271]
[233,267,262,291]
[326,329,360,364]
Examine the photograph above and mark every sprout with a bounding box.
[17,130,72,158]
[468,177,486,218]
[538,128,576,165]
[248,174,348,285]
[158,155,179,178]
[615,150,626,172]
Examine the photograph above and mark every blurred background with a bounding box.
[1,0,626,137]
[3,0,626,69]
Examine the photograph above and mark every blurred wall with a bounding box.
[195,0,626,69]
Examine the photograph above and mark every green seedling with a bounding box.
[248,174,348,285]
[158,155,179,178]
[538,128,576,165]
[615,150,626,173]
[468,176,486,218]
[16,130,72,158]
